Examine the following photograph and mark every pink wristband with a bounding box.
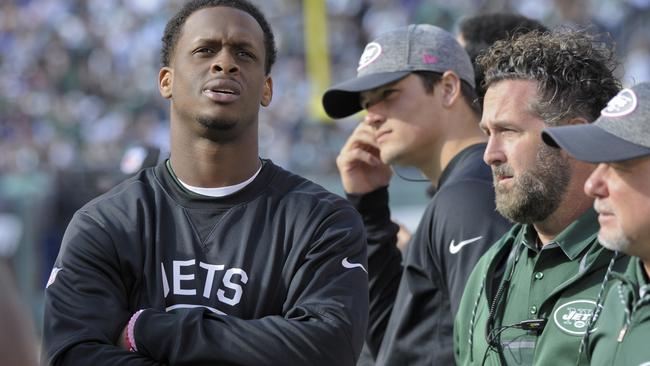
[127,309,145,352]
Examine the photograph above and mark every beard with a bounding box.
[595,201,632,254]
[493,143,571,224]
[195,115,240,143]
[598,231,632,254]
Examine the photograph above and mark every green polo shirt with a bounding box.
[589,257,650,366]
[454,208,629,366]
[498,214,598,364]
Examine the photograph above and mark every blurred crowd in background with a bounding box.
[1,0,649,341]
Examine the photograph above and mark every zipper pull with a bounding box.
[617,324,628,342]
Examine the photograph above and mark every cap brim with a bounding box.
[542,124,650,163]
[322,71,410,119]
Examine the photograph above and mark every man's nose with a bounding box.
[364,106,386,129]
[211,52,239,74]
[584,163,608,198]
[483,136,506,166]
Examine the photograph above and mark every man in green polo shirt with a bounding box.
[542,82,650,366]
[454,30,628,365]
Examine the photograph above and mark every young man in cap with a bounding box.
[322,24,511,365]
[542,82,650,366]
[42,1,368,365]
[454,29,627,365]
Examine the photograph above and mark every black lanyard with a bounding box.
[483,239,548,364]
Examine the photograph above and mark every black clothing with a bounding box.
[349,144,511,365]
[43,160,369,366]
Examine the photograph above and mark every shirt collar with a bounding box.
[520,208,598,260]
[438,143,486,187]
[632,257,650,288]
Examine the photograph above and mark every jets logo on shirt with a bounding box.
[553,299,596,336]
[160,260,248,309]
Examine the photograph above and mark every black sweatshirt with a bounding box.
[43,159,369,366]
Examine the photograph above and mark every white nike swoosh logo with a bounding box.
[342,257,367,273]
[46,267,62,289]
[449,236,483,254]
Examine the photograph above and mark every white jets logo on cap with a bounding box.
[601,89,637,117]
[357,42,382,71]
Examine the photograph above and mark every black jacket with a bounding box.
[43,160,369,366]
[350,144,511,365]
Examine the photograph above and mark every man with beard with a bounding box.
[454,29,628,365]
[542,82,650,365]
[41,1,368,365]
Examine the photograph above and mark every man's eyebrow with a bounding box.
[360,87,387,109]
[191,37,257,48]
[479,119,518,131]
[229,39,258,49]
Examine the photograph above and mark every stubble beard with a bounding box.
[493,143,572,224]
[598,230,632,254]
[594,201,634,254]
[594,203,634,255]
[196,115,240,143]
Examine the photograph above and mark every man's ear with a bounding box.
[440,71,462,108]
[261,76,273,107]
[159,67,173,99]
[565,116,590,126]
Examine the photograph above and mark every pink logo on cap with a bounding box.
[422,54,438,64]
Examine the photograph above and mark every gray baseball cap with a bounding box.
[542,82,650,163]
[322,24,475,119]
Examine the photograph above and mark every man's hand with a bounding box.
[336,122,392,194]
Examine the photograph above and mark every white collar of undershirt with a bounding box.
[178,164,262,197]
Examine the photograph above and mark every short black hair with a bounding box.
[479,29,621,126]
[459,13,548,98]
[413,71,481,118]
[160,0,277,75]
